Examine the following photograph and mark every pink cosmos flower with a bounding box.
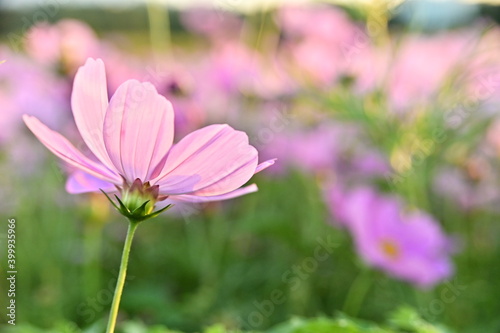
[23,58,274,218]
[326,186,454,288]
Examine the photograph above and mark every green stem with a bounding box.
[342,268,372,317]
[106,220,139,333]
[146,1,171,61]
[83,219,103,303]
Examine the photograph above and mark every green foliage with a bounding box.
[1,123,498,332]
[2,308,453,333]
[388,307,452,333]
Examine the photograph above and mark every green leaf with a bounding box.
[388,306,454,333]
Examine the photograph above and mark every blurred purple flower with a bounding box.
[350,150,390,176]
[326,186,454,288]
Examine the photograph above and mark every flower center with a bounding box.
[380,239,400,260]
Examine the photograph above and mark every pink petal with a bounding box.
[169,184,258,203]
[103,80,174,182]
[23,115,121,184]
[255,159,276,173]
[71,58,116,171]
[153,124,258,195]
[66,170,117,194]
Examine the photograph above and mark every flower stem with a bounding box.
[106,220,139,333]
[342,268,372,317]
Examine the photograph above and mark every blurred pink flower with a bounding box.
[463,24,500,90]
[26,19,101,73]
[387,32,471,111]
[277,5,361,86]
[250,56,298,99]
[180,8,243,41]
[182,41,261,125]
[0,48,69,143]
[433,163,500,212]
[99,48,149,93]
[278,5,356,43]
[200,41,259,95]
[289,38,342,85]
[326,186,454,288]
[24,58,274,206]
[347,45,391,94]
[487,119,500,155]
[260,124,340,175]
[260,123,389,178]
[460,26,500,109]
[25,19,150,92]
[350,149,390,176]
[138,58,206,140]
[197,40,297,112]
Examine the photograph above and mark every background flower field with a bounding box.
[1,1,500,332]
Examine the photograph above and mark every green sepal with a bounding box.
[140,204,174,220]
[100,189,173,223]
[131,200,151,218]
[114,195,128,213]
[100,189,120,211]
